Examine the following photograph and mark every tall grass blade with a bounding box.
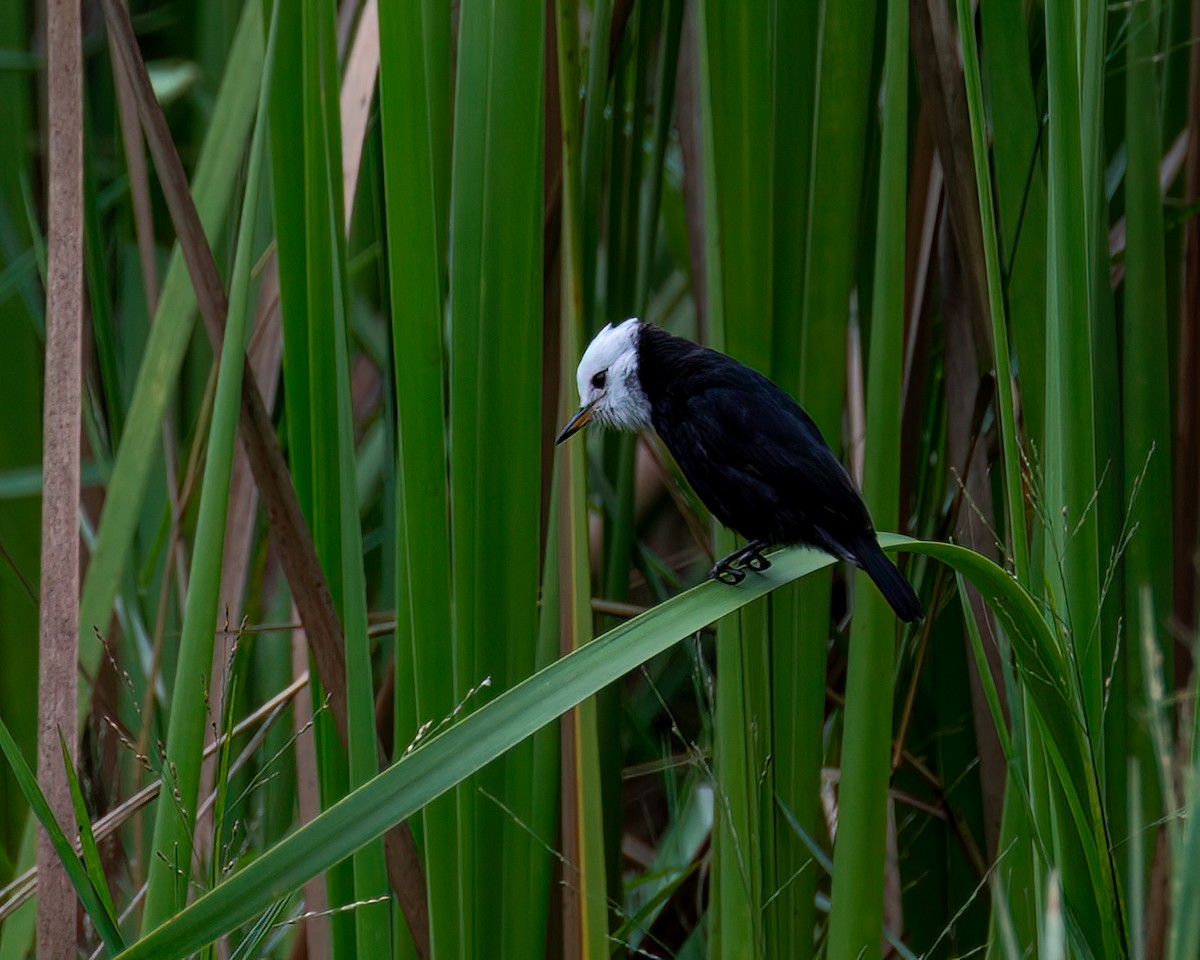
[0,30,40,881]
[272,2,356,953]
[553,3,610,953]
[77,0,263,712]
[1043,0,1104,749]
[976,3,1049,942]
[0,718,124,954]
[635,0,685,320]
[58,733,118,927]
[1041,0,1126,951]
[788,0,877,953]
[959,0,1029,584]
[448,0,546,952]
[698,0,775,953]
[1123,0,1175,878]
[334,289,393,954]
[139,9,276,930]
[268,0,311,515]
[302,0,391,950]
[579,0,613,320]
[766,4,820,952]
[829,0,909,953]
[377,0,457,950]
[958,577,1014,763]
[446,6,491,950]
[979,0,1047,452]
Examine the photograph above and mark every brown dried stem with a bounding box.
[37,0,84,953]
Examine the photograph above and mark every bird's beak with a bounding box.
[555,402,596,444]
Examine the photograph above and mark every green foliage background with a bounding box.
[0,0,1198,957]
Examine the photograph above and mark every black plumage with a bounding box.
[558,321,922,622]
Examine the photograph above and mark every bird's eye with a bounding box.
[591,371,607,390]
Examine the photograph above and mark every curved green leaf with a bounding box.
[115,543,839,959]
[113,536,1114,960]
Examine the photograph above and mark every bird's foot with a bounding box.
[712,564,747,585]
[709,541,771,585]
[743,547,771,572]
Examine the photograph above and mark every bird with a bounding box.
[555,318,923,622]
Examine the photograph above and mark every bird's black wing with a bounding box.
[656,376,873,550]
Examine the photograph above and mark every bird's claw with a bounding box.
[744,551,771,572]
[710,541,770,585]
[713,565,747,585]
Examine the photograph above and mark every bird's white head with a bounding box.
[556,318,651,443]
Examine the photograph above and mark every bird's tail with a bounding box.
[854,540,923,623]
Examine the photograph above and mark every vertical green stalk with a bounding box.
[268,0,312,516]
[555,0,584,386]
[1122,0,1174,696]
[979,0,1047,456]
[1044,0,1103,744]
[0,0,39,881]
[269,0,360,950]
[1086,0,1128,855]
[299,0,344,612]
[603,6,651,323]
[269,5,351,950]
[482,0,545,940]
[1041,0,1123,952]
[579,0,613,321]
[332,211,392,958]
[698,0,774,954]
[1122,0,1174,906]
[253,598,297,849]
[768,1,820,954]
[597,11,653,920]
[447,6,489,950]
[302,1,362,952]
[140,8,276,931]
[635,0,685,320]
[421,0,451,260]
[555,1,610,955]
[702,0,773,371]
[304,1,391,952]
[377,0,457,950]
[449,0,545,951]
[825,0,905,953]
[975,13,1047,935]
[958,0,1029,585]
[796,0,877,945]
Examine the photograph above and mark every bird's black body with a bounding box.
[635,324,922,622]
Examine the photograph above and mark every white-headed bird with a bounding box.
[556,319,922,622]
